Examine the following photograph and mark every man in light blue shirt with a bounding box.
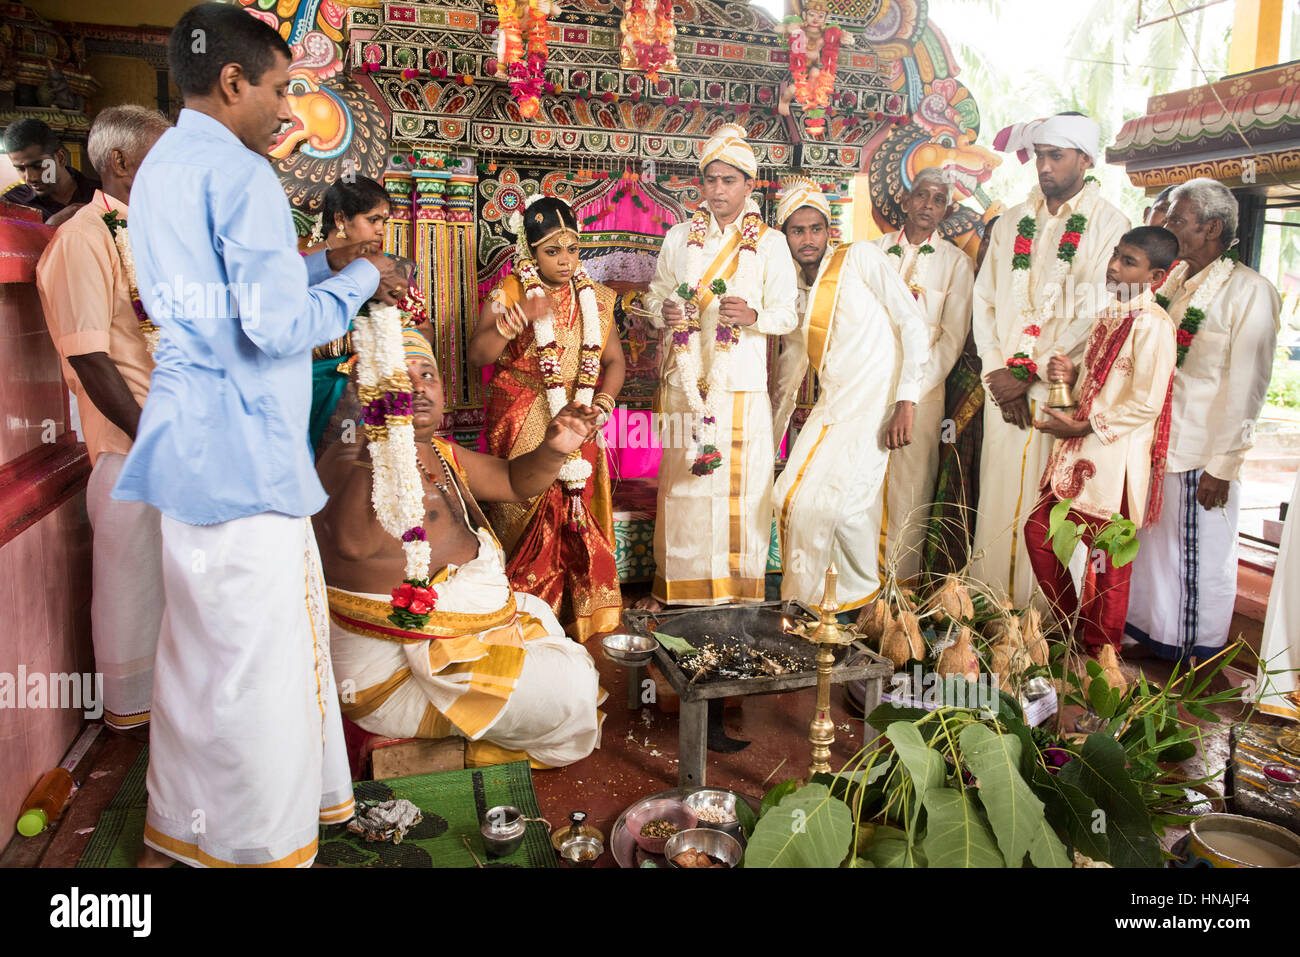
[118,2,400,869]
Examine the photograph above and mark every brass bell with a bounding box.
[1047,378,1075,411]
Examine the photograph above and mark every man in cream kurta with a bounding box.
[1125,178,1280,660]
[870,168,974,583]
[642,125,798,606]
[972,113,1129,607]
[772,180,931,609]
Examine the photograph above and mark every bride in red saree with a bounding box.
[469,197,625,641]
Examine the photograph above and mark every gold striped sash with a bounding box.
[805,245,850,373]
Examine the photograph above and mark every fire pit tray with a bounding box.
[620,601,893,787]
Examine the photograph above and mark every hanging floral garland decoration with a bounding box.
[779,6,846,137]
[620,0,679,84]
[494,0,551,119]
[101,207,161,356]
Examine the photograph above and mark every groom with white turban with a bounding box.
[770,178,931,609]
[638,124,799,609]
[971,112,1129,606]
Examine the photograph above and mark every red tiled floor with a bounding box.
[532,644,871,866]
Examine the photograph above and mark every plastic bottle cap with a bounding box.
[17,808,48,837]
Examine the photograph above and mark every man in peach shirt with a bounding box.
[35,105,170,733]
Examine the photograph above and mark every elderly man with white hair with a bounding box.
[637,124,799,610]
[1125,177,1280,661]
[34,104,172,732]
[971,112,1130,607]
[870,167,975,583]
[771,178,931,609]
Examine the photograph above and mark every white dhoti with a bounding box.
[1125,470,1241,660]
[653,388,773,606]
[1257,468,1300,722]
[144,512,354,868]
[776,412,888,610]
[86,451,163,730]
[875,386,946,585]
[329,528,604,769]
[970,403,1055,607]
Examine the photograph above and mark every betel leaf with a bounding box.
[759,778,800,819]
[885,721,946,822]
[921,788,1005,867]
[651,630,696,655]
[1088,674,1123,720]
[742,783,853,868]
[1111,537,1140,568]
[864,829,923,868]
[735,796,757,838]
[1048,498,1075,538]
[1056,732,1163,868]
[958,724,1071,868]
[1052,520,1084,569]
[1035,769,1109,862]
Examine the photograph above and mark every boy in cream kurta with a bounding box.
[641,125,798,607]
[870,169,974,583]
[972,113,1129,607]
[771,181,931,609]
[1023,227,1178,654]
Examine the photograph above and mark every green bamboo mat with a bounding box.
[77,748,556,868]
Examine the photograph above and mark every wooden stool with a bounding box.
[342,715,466,779]
[370,736,466,779]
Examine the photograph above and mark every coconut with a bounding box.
[935,626,979,682]
[982,597,1017,640]
[855,599,892,644]
[1021,606,1050,668]
[928,578,975,623]
[880,611,926,668]
[1096,644,1128,695]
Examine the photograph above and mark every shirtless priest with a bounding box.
[315,331,605,769]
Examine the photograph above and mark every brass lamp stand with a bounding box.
[802,564,858,778]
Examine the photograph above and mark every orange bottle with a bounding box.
[16,767,74,837]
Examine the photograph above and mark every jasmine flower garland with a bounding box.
[516,253,603,529]
[354,301,433,625]
[671,206,762,476]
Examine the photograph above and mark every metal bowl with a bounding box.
[559,834,604,867]
[683,789,741,835]
[601,632,658,667]
[625,798,698,854]
[1188,813,1300,868]
[665,828,743,869]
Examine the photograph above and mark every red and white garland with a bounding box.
[669,205,763,476]
[517,253,604,529]
[1006,177,1101,381]
[1153,255,1237,366]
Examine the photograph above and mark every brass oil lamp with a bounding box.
[801,564,858,778]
